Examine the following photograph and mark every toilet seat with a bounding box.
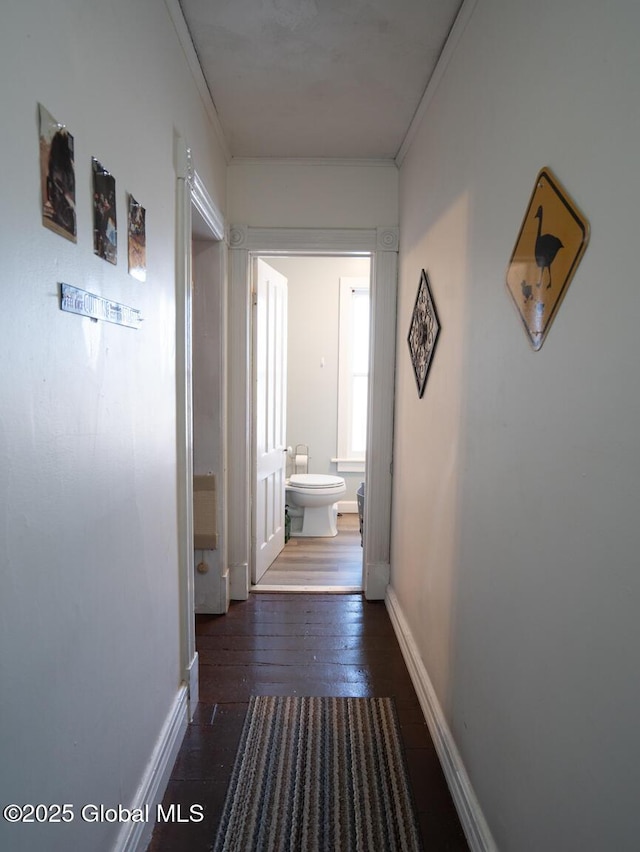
[288,474,344,490]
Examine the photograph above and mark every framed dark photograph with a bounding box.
[38,103,76,242]
[92,157,117,264]
[407,269,440,398]
[127,193,146,282]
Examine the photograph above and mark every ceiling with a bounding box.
[179,0,463,161]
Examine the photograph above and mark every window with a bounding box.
[335,277,370,473]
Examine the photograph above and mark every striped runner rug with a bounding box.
[214,695,423,852]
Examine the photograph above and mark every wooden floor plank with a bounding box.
[197,646,407,666]
[196,633,403,652]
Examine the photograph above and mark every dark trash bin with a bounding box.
[284,505,291,543]
[356,482,365,547]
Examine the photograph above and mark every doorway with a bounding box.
[252,254,371,592]
[227,226,398,601]
[175,140,225,716]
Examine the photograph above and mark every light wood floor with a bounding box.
[255,513,363,591]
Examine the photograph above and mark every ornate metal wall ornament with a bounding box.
[407,269,440,398]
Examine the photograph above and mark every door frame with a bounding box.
[175,136,225,717]
[251,258,288,584]
[227,226,399,600]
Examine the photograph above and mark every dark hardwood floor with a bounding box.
[148,593,468,851]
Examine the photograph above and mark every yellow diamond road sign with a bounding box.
[506,167,589,350]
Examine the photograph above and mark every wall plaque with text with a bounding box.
[60,283,142,329]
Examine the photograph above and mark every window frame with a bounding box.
[334,276,370,473]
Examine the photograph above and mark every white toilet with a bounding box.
[285,473,347,537]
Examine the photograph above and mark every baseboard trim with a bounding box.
[385,587,497,852]
[114,685,189,852]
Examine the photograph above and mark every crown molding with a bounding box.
[164,0,232,164]
[191,171,225,241]
[395,0,479,167]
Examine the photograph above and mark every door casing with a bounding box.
[227,226,399,600]
[175,137,225,716]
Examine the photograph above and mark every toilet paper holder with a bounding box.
[291,443,309,475]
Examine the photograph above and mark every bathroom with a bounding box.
[258,254,370,585]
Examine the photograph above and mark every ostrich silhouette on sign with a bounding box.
[533,205,563,289]
[506,167,589,350]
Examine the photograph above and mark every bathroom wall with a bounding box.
[266,255,370,505]
[392,0,640,848]
[0,1,227,850]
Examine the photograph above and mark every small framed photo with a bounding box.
[92,157,117,264]
[127,194,147,282]
[38,103,76,242]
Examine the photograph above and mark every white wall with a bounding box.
[193,239,226,610]
[227,160,398,228]
[0,2,227,850]
[267,256,370,504]
[393,0,640,849]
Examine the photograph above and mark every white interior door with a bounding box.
[252,258,288,583]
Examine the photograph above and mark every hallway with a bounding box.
[149,594,468,850]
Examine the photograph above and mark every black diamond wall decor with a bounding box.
[408,269,440,398]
